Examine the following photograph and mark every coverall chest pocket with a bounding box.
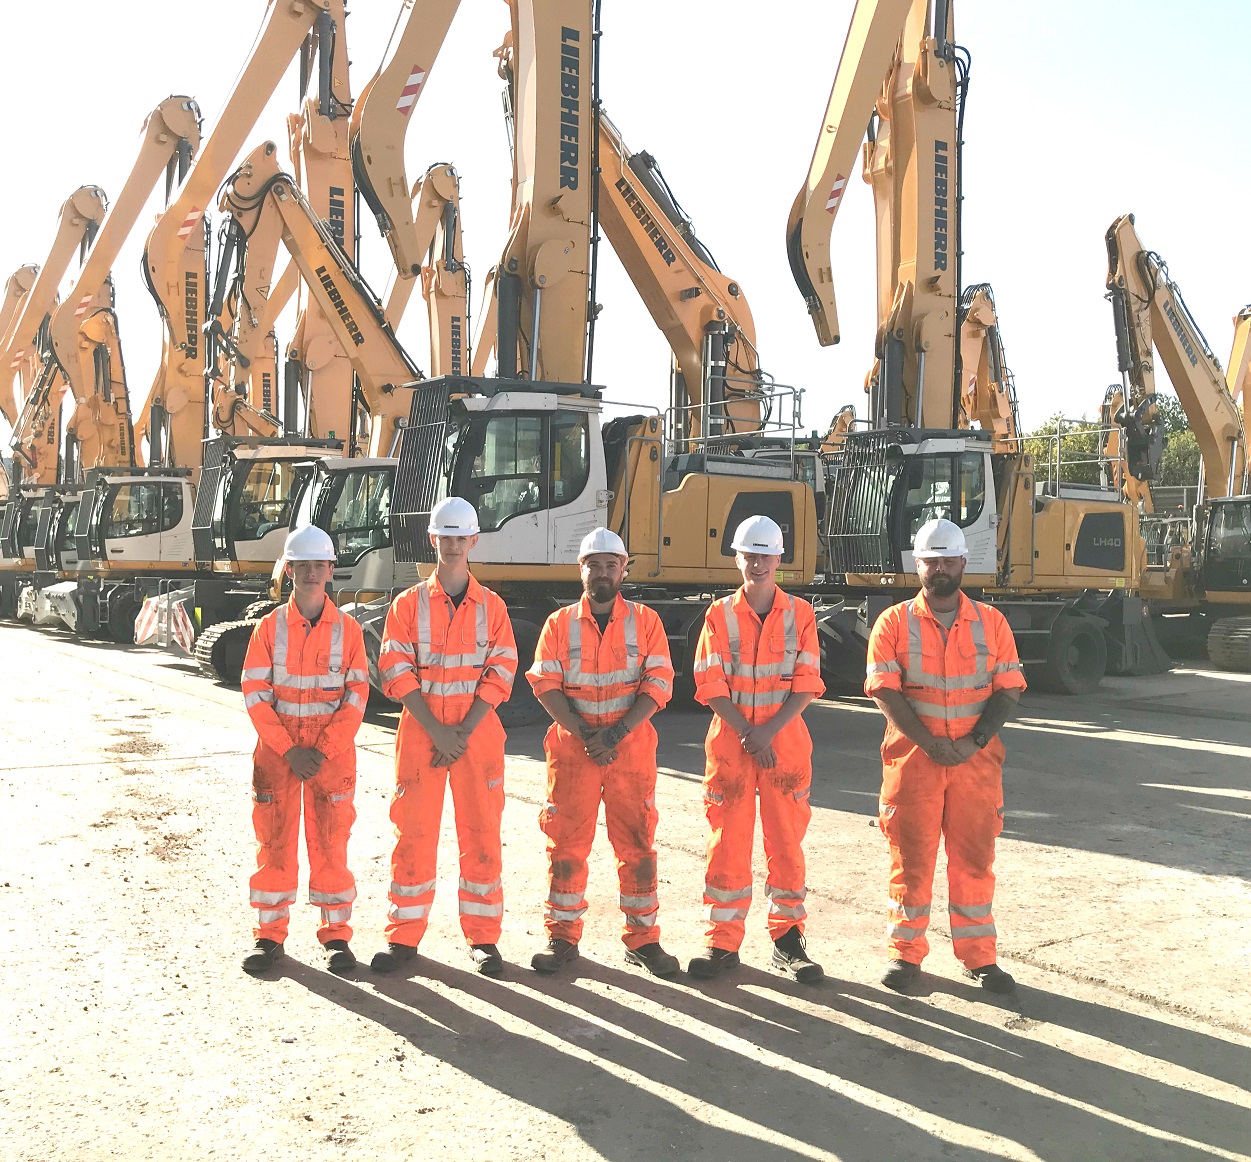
[957,636,992,690]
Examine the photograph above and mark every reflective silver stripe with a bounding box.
[320,906,352,923]
[729,660,792,679]
[866,660,902,675]
[769,902,806,920]
[545,906,588,922]
[887,923,927,941]
[949,902,994,920]
[693,652,723,674]
[274,672,349,691]
[242,667,273,682]
[244,690,274,708]
[486,645,518,661]
[251,889,296,905]
[252,790,274,804]
[641,676,671,693]
[381,638,416,657]
[416,583,431,663]
[888,900,931,921]
[345,669,368,683]
[780,598,797,676]
[342,691,366,711]
[731,688,791,708]
[994,661,1023,674]
[391,878,437,898]
[534,659,565,673]
[421,678,481,697]
[309,888,357,905]
[705,884,751,904]
[388,904,430,920]
[380,663,412,681]
[459,877,502,896]
[766,885,806,901]
[625,912,658,928]
[905,696,987,721]
[796,650,818,667]
[704,790,724,807]
[486,777,502,790]
[568,693,636,715]
[707,906,750,922]
[547,890,584,908]
[566,668,643,687]
[274,606,289,668]
[950,922,997,940]
[328,791,353,804]
[719,596,738,676]
[258,907,289,924]
[460,901,504,917]
[619,892,658,910]
[275,699,339,717]
[642,653,668,668]
[328,617,343,674]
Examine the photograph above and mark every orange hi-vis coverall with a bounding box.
[241,598,368,945]
[693,588,825,950]
[526,595,674,950]
[378,573,517,948]
[865,590,1027,969]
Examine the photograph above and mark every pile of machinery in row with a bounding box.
[0,0,1247,723]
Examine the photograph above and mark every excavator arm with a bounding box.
[0,265,40,428]
[1105,213,1248,499]
[786,0,912,347]
[596,109,763,440]
[218,142,421,457]
[956,283,1020,451]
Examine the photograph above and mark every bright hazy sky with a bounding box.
[1,0,1247,448]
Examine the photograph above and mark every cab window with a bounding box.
[455,414,545,533]
[326,469,393,565]
[899,452,985,544]
[229,461,300,543]
[551,412,590,506]
[105,483,183,539]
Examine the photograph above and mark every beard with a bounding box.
[585,578,620,604]
[922,571,962,598]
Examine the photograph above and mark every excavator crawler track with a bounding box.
[193,618,262,686]
[1207,616,1251,672]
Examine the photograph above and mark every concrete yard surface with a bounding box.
[1,625,1248,1160]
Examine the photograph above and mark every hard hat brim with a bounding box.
[912,549,967,560]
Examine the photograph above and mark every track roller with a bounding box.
[193,618,261,685]
[1207,616,1251,672]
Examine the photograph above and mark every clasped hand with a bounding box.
[579,721,622,767]
[285,746,326,780]
[739,725,777,769]
[429,722,471,768]
[925,734,980,766]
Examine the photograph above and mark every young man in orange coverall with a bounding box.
[371,496,517,977]
[526,527,679,977]
[866,518,1026,995]
[689,514,827,984]
[240,524,369,977]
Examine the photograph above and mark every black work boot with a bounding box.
[531,938,579,974]
[963,963,1016,994]
[881,959,922,993]
[370,942,419,974]
[771,926,824,984]
[686,947,740,980]
[469,944,504,976]
[624,942,681,978]
[242,938,284,976]
[323,940,356,976]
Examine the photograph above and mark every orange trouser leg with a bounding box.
[386,760,448,948]
[943,756,1004,968]
[879,755,946,964]
[449,717,507,946]
[758,722,812,940]
[250,752,301,943]
[302,764,357,945]
[701,725,757,952]
[540,726,603,945]
[601,726,661,949]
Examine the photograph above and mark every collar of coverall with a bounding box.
[910,587,977,624]
[427,569,484,605]
[284,591,342,627]
[730,583,793,621]
[574,591,627,623]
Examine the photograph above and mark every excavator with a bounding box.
[1102,212,1251,669]
[0,265,41,433]
[0,186,109,618]
[786,0,1166,693]
[71,0,362,642]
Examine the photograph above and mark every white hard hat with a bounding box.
[912,518,968,559]
[731,514,784,556]
[578,526,628,560]
[429,496,480,536]
[283,524,336,561]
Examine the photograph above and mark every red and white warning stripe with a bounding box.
[135,596,160,645]
[171,600,196,654]
[825,175,847,214]
[73,291,95,319]
[175,207,203,241]
[395,64,427,116]
[9,347,25,370]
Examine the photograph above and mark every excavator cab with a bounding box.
[1201,497,1251,598]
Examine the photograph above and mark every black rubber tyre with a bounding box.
[1037,613,1107,695]
[497,618,544,727]
[193,619,260,685]
[1207,616,1251,672]
[107,593,144,644]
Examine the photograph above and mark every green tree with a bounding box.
[1157,428,1201,488]
[1023,413,1103,486]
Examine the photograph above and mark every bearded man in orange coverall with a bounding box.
[866,518,1026,996]
[526,527,679,978]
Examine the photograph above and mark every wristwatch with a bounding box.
[969,726,992,750]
